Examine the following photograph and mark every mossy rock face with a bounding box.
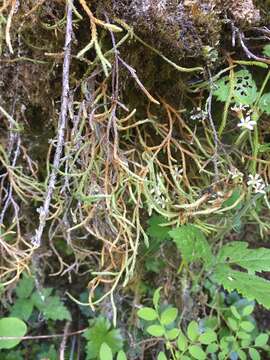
[100,0,261,60]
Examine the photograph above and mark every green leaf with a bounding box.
[0,317,27,349]
[169,225,212,266]
[242,305,254,317]
[147,215,170,241]
[116,351,127,360]
[187,320,199,342]
[213,69,258,105]
[153,287,162,310]
[263,44,270,57]
[188,345,206,360]
[160,307,178,325]
[146,325,164,337]
[216,242,270,274]
[100,343,113,360]
[31,291,71,321]
[237,349,247,360]
[15,274,35,299]
[83,317,123,359]
[240,321,255,332]
[157,352,167,360]
[241,339,251,347]
[198,330,217,344]
[249,348,261,360]
[258,93,270,115]
[177,333,188,351]
[237,331,251,340]
[222,189,242,209]
[213,267,270,309]
[255,333,269,347]
[206,343,219,354]
[137,307,158,321]
[230,305,241,320]
[166,328,180,340]
[10,299,33,321]
[227,317,238,331]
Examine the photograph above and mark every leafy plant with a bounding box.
[83,316,124,359]
[0,317,27,350]
[213,69,258,105]
[10,274,71,322]
[169,226,270,309]
[137,289,269,359]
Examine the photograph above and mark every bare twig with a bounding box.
[59,321,71,360]
[32,0,73,247]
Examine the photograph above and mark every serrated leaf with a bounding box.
[147,215,170,241]
[169,225,212,266]
[213,266,270,309]
[213,70,258,105]
[117,351,127,360]
[187,320,199,341]
[100,343,113,360]
[255,333,268,347]
[146,325,164,337]
[258,93,270,115]
[216,241,270,274]
[0,317,27,349]
[160,307,178,325]
[249,348,260,360]
[10,298,33,321]
[31,291,71,321]
[188,345,206,360]
[157,352,167,360]
[137,307,158,321]
[199,330,217,344]
[83,317,123,359]
[15,274,35,299]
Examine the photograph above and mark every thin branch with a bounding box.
[32,0,73,247]
[59,321,71,360]
[0,327,86,341]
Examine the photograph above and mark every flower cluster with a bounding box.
[231,103,256,131]
[247,174,266,194]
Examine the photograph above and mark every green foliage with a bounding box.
[169,225,212,266]
[0,318,27,350]
[213,70,258,105]
[147,215,170,242]
[83,316,123,359]
[169,225,270,309]
[212,241,270,308]
[10,275,71,322]
[137,289,270,359]
[31,288,71,321]
[258,93,270,115]
[262,44,270,57]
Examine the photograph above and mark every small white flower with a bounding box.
[247,174,266,194]
[237,115,256,131]
[231,103,249,112]
[228,167,243,179]
[172,166,183,178]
